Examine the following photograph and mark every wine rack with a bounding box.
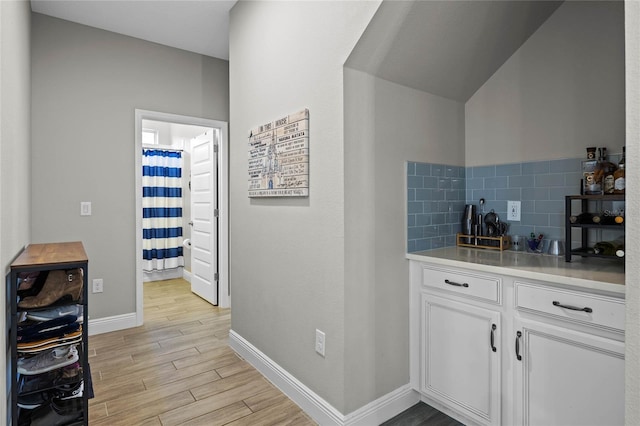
[565,194,625,262]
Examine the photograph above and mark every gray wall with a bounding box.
[0,1,32,422]
[30,13,229,319]
[229,0,380,414]
[625,2,640,423]
[1,1,31,272]
[466,1,625,166]
[344,68,464,408]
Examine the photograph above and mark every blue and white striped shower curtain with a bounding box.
[142,149,184,271]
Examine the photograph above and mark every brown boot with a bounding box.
[18,269,83,309]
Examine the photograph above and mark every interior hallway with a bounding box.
[87,278,315,425]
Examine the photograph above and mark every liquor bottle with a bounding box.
[594,213,624,225]
[584,148,601,195]
[590,148,605,194]
[569,212,595,224]
[593,237,624,257]
[601,147,617,194]
[614,146,625,194]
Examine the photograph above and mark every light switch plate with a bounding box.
[507,200,521,221]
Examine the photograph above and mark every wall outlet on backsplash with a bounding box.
[507,200,521,221]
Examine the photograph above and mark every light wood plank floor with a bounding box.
[88,278,316,425]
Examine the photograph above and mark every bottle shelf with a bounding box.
[566,194,625,202]
[565,195,625,263]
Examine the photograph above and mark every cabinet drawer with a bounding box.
[421,266,501,303]
[514,282,625,331]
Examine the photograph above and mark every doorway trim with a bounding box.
[134,109,230,326]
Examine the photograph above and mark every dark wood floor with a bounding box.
[383,402,464,426]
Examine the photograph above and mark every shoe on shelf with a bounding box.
[18,362,81,395]
[18,314,79,341]
[56,380,83,400]
[18,329,83,354]
[17,271,48,298]
[17,272,40,291]
[27,305,83,323]
[29,397,83,426]
[18,269,83,309]
[17,390,50,410]
[17,345,79,376]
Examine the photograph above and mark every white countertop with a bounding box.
[406,247,625,295]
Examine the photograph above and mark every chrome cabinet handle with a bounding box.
[490,324,497,352]
[444,279,469,288]
[515,331,522,361]
[552,300,593,313]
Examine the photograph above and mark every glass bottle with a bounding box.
[587,148,604,195]
[614,146,625,194]
[601,147,617,195]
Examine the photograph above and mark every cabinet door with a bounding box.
[513,318,624,426]
[421,293,501,426]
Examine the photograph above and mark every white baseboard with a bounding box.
[182,269,192,282]
[88,312,137,336]
[345,384,420,426]
[229,330,418,426]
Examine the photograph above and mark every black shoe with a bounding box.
[17,390,49,409]
[29,398,83,426]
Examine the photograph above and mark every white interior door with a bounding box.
[190,131,218,305]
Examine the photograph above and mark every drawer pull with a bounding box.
[552,300,593,313]
[515,331,522,361]
[444,279,469,288]
[490,324,497,352]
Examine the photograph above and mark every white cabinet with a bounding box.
[421,294,501,426]
[513,318,624,426]
[410,259,625,426]
[513,282,625,426]
[411,263,503,425]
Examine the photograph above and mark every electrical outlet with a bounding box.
[507,200,521,221]
[92,278,103,293]
[80,201,92,216]
[315,329,325,357]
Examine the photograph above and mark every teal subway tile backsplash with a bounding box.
[523,161,550,175]
[496,163,522,176]
[407,158,584,252]
[550,158,581,173]
[470,165,496,178]
[466,158,581,245]
[407,162,465,252]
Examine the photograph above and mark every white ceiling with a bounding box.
[30,0,237,60]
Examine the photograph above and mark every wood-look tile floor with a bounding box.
[88,278,316,425]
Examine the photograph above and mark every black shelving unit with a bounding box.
[565,194,625,262]
[8,242,90,426]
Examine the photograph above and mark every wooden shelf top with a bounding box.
[11,241,87,269]
[566,194,625,201]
